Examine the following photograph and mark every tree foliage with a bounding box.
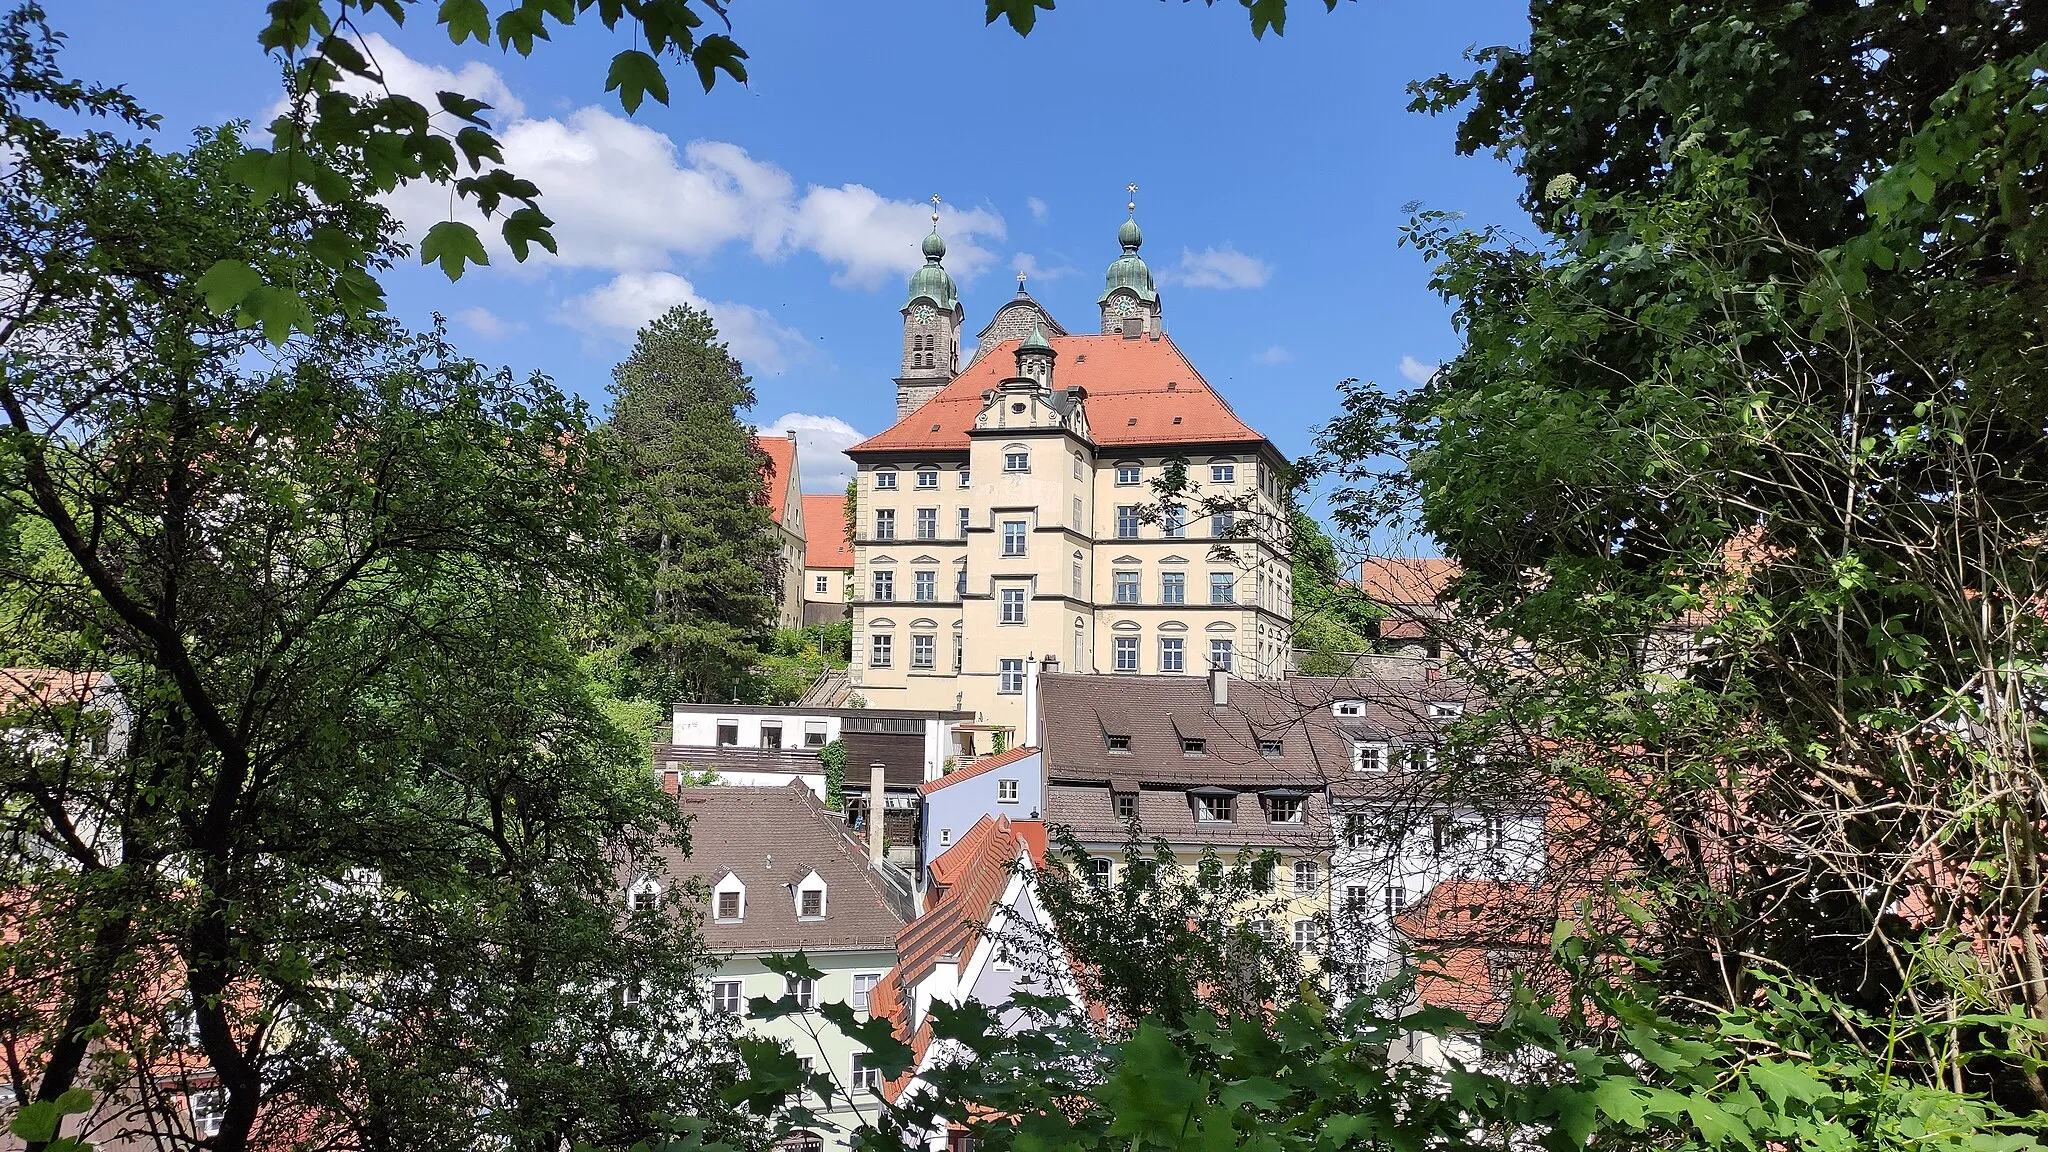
[1287,508,1379,675]
[1312,0,2048,1112]
[603,303,781,705]
[0,14,743,1149]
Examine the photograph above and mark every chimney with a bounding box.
[1209,667,1230,708]
[868,760,887,867]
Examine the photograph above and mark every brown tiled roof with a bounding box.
[848,335,1266,456]
[753,435,798,524]
[1046,781,1329,849]
[801,494,852,569]
[660,782,904,952]
[1353,557,1461,606]
[917,745,1037,796]
[1036,673,1477,789]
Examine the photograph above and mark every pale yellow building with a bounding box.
[801,493,854,626]
[844,216,1293,733]
[756,432,806,631]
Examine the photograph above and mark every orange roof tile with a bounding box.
[0,668,114,710]
[801,494,852,570]
[849,334,1266,456]
[897,815,1024,987]
[1353,557,1461,605]
[916,745,1037,796]
[753,434,798,524]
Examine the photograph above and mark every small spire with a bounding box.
[1126,181,1138,216]
[1016,269,1030,296]
[921,194,947,262]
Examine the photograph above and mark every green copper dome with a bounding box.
[1019,320,1055,356]
[905,228,959,310]
[1099,216,1158,305]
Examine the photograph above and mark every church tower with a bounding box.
[896,204,964,418]
[1099,188,1161,336]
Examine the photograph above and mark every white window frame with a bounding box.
[1003,451,1030,473]
[1159,636,1185,672]
[996,778,1019,803]
[874,470,898,490]
[853,972,881,1013]
[998,658,1025,694]
[712,979,743,1014]
[1352,742,1387,774]
[1113,636,1139,672]
[1002,520,1028,556]
[1000,587,1027,624]
[787,976,816,1010]
[916,469,938,489]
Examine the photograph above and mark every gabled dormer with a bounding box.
[794,869,828,921]
[712,871,747,923]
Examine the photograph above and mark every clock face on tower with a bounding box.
[914,304,935,325]
[1112,295,1136,316]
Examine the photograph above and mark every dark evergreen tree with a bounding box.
[607,305,781,703]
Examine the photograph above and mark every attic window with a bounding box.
[1106,734,1132,753]
[930,422,941,431]
[1167,382,1178,391]
[1011,402,1026,413]
[1172,416,1183,425]
[1429,701,1465,718]
[1258,739,1284,758]
[1180,737,1207,757]
[1127,417,1138,425]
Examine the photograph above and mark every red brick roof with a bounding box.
[916,745,1037,796]
[753,434,798,524]
[801,494,852,570]
[895,815,1035,987]
[849,334,1266,456]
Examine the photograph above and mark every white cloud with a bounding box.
[560,271,809,377]
[1027,196,1049,224]
[790,185,1005,288]
[1011,251,1073,284]
[761,412,866,492]
[1398,355,1437,384]
[271,33,524,122]
[1251,345,1292,365]
[363,37,1006,288]
[453,306,521,339]
[1159,245,1272,290]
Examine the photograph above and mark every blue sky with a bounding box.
[60,1,1531,509]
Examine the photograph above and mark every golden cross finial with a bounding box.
[1126,181,1138,215]
[930,194,942,226]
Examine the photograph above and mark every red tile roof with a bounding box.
[916,745,1037,796]
[801,494,852,570]
[895,816,1034,988]
[0,668,114,710]
[849,334,1266,456]
[753,434,798,524]
[1353,557,1461,605]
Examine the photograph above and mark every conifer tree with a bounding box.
[607,305,781,702]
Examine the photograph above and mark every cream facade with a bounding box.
[844,217,1293,734]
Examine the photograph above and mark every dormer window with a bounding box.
[1332,700,1365,718]
[1429,701,1465,719]
[1352,742,1387,774]
[1265,795,1304,824]
[1191,791,1234,823]
[794,870,827,921]
[628,878,661,913]
[1180,737,1207,757]
[1106,734,1132,753]
[713,874,746,923]
[1258,739,1283,758]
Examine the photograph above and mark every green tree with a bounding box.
[1312,0,2048,1108]
[0,16,742,1149]
[1287,508,1378,675]
[605,304,781,704]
